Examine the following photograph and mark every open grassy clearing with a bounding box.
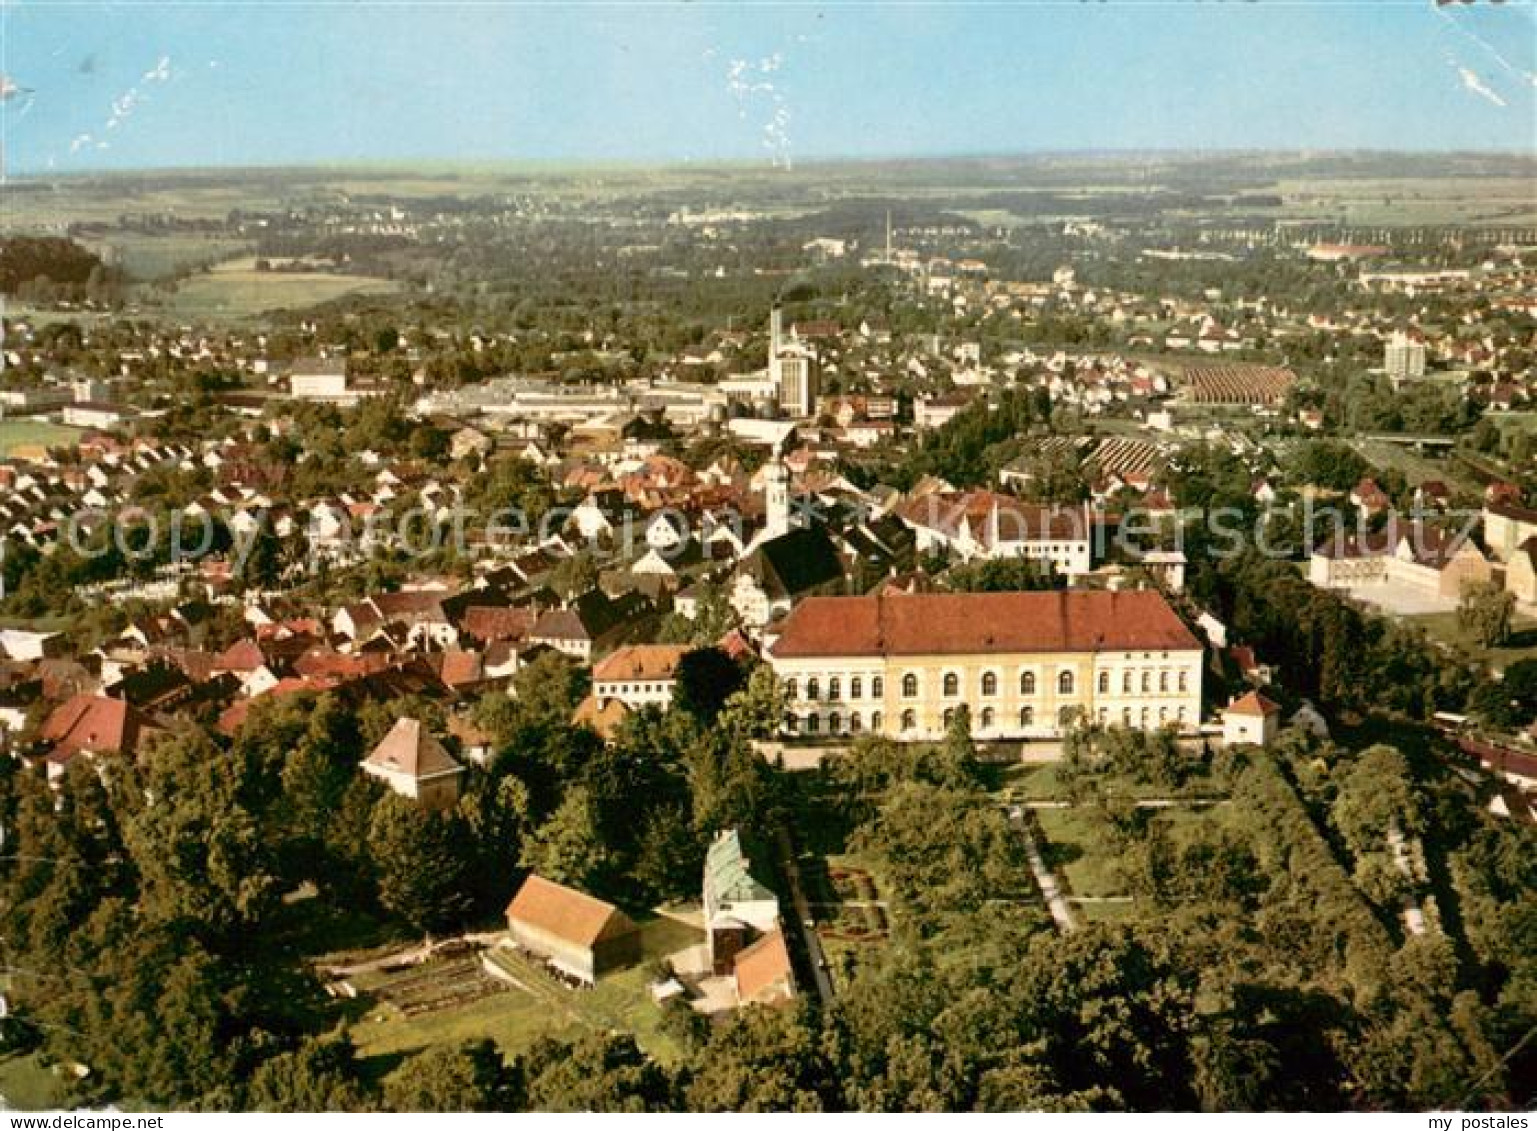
[0,1053,64,1111]
[0,420,82,458]
[1354,439,1481,496]
[348,915,700,1068]
[1269,176,1537,227]
[1404,609,1537,671]
[1033,807,1125,899]
[88,234,253,281]
[1483,411,1537,438]
[988,760,1074,800]
[161,266,402,319]
[1032,801,1226,912]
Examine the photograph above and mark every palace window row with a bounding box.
[785,675,885,701]
[789,711,884,736]
[927,669,1076,698]
[792,701,1185,736]
[787,667,1190,703]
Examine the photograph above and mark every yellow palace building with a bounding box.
[766,589,1204,742]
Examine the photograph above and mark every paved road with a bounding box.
[775,826,835,1002]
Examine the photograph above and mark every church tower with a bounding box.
[764,452,791,539]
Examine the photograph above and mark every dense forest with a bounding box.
[0,236,120,303]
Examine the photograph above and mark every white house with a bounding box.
[1223,691,1281,747]
[591,644,688,710]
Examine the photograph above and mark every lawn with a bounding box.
[348,915,701,1069]
[988,756,1223,803]
[1076,900,1139,925]
[1483,412,1537,438]
[989,761,1074,801]
[0,420,82,458]
[1033,807,1125,899]
[1353,440,1480,497]
[1033,801,1222,907]
[1405,609,1537,672]
[0,1053,64,1111]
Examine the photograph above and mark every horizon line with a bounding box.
[9,146,1537,182]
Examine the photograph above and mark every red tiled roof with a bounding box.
[530,608,589,642]
[215,638,266,673]
[40,694,150,758]
[592,644,687,683]
[769,591,1201,659]
[1227,691,1281,717]
[294,649,390,680]
[717,628,756,662]
[573,694,630,740]
[217,677,340,736]
[734,928,795,1004]
[157,648,219,683]
[505,874,636,948]
[372,590,448,621]
[461,605,536,644]
[434,650,485,689]
[896,492,1096,546]
[1488,499,1537,524]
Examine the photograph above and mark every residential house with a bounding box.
[591,644,688,711]
[572,694,632,742]
[37,693,155,783]
[1223,691,1282,747]
[733,929,796,1007]
[896,492,1100,580]
[361,717,466,810]
[528,590,652,662]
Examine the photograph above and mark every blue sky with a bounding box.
[1,1,1533,173]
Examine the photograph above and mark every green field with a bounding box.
[990,762,1074,801]
[79,234,253,281]
[1270,175,1537,228]
[1404,609,1537,671]
[163,258,402,319]
[1354,439,1480,496]
[0,419,83,456]
[348,915,700,1068]
[1484,412,1537,438]
[0,1054,65,1111]
[1034,807,1126,899]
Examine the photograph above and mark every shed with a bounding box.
[504,874,640,984]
